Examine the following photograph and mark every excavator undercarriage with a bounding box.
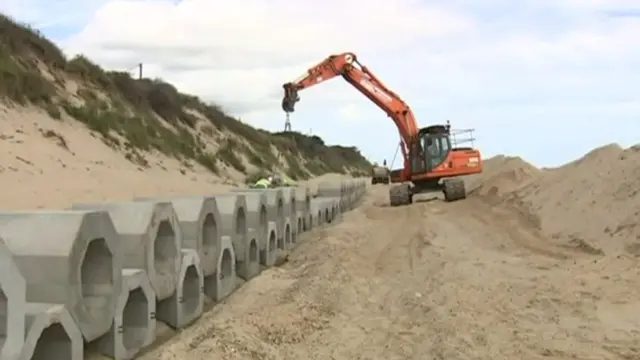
[389,178,466,207]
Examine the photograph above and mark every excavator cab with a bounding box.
[409,125,452,176]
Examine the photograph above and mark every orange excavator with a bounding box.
[282,52,483,206]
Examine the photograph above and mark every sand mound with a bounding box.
[473,144,640,255]
[466,155,540,198]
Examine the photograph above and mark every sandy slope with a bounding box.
[0,105,239,209]
[134,184,640,360]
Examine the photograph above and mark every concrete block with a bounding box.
[295,210,304,237]
[306,212,313,231]
[228,191,269,270]
[283,216,293,249]
[211,194,255,283]
[260,221,277,267]
[72,201,181,301]
[0,237,26,360]
[135,196,221,278]
[236,228,260,280]
[203,235,236,302]
[92,269,155,360]
[277,187,297,217]
[230,191,269,234]
[310,198,329,226]
[157,249,203,329]
[231,189,284,236]
[317,181,342,198]
[19,303,82,360]
[295,186,312,216]
[276,215,293,251]
[324,197,341,224]
[0,211,122,342]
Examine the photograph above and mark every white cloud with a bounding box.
[4,0,639,166]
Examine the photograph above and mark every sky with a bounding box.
[1,0,639,167]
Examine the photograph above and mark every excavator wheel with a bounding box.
[389,183,413,207]
[442,178,466,202]
[382,178,390,185]
[371,178,378,185]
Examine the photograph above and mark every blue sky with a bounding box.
[2,0,639,167]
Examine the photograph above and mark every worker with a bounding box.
[270,174,283,187]
[254,177,271,188]
[282,174,297,187]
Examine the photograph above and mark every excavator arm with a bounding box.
[282,52,419,174]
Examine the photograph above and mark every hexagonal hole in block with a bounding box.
[0,287,6,350]
[31,323,70,360]
[202,214,217,259]
[235,207,247,237]
[285,223,291,244]
[297,217,302,235]
[122,287,148,351]
[277,198,284,220]
[269,230,276,252]
[325,209,330,224]
[155,221,178,279]
[80,238,114,312]
[276,230,285,250]
[220,249,233,279]
[182,265,200,315]
[259,205,267,236]
[249,239,258,263]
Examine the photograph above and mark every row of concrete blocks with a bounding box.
[0,178,368,360]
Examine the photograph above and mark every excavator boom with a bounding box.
[283,53,418,159]
[282,52,483,206]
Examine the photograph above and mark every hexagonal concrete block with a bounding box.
[310,199,326,227]
[211,193,247,243]
[229,191,269,235]
[0,211,123,342]
[317,181,342,198]
[72,201,182,301]
[19,303,83,360]
[236,228,260,280]
[0,237,26,360]
[295,210,304,239]
[228,191,269,270]
[323,197,341,224]
[91,268,155,360]
[283,216,293,250]
[295,186,312,217]
[277,187,297,217]
[231,189,284,236]
[135,196,221,278]
[157,249,203,329]
[203,236,236,302]
[306,212,313,231]
[260,221,277,268]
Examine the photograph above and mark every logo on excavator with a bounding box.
[359,78,393,103]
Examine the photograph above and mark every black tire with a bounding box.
[371,178,378,185]
[389,184,413,207]
[382,178,390,185]
[443,178,466,202]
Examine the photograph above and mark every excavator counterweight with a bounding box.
[282,52,483,206]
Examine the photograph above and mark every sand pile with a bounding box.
[472,144,640,255]
[465,155,540,198]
